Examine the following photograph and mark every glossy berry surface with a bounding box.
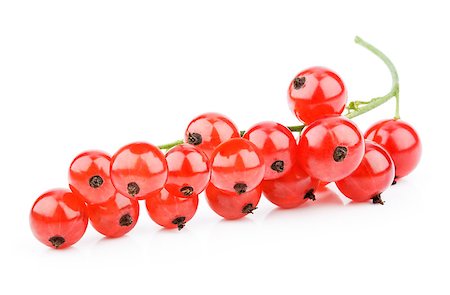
[364,119,421,179]
[205,184,262,220]
[336,141,395,203]
[165,144,210,197]
[297,116,365,182]
[184,112,240,158]
[288,67,347,124]
[262,164,320,209]
[88,191,139,238]
[243,121,297,180]
[110,142,168,200]
[30,189,88,249]
[69,150,116,205]
[145,188,199,230]
[210,138,265,195]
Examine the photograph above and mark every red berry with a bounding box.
[69,150,116,205]
[210,138,265,195]
[364,119,421,179]
[30,189,88,249]
[336,141,395,204]
[288,67,347,124]
[262,164,320,209]
[243,121,297,180]
[165,144,210,197]
[88,191,139,238]
[205,184,262,220]
[145,189,199,230]
[184,112,240,158]
[297,116,365,182]
[110,142,168,200]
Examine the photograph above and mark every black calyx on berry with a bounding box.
[270,160,284,173]
[172,216,186,231]
[242,203,257,214]
[187,132,202,146]
[180,186,194,196]
[127,182,140,196]
[234,183,248,195]
[49,236,65,249]
[119,213,133,227]
[372,194,385,205]
[89,175,104,189]
[392,176,398,185]
[304,189,316,201]
[333,146,348,162]
[293,76,306,89]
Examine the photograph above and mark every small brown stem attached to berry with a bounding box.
[234,183,248,195]
[372,194,385,205]
[333,146,348,162]
[127,182,140,197]
[270,160,284,173]
[242,203,257,214]
[89,175,104,188]
[180,186,194,196]
[49,236,65,249]
[119,213,133,227]
[172,216,186,231]
[293,76,306,89]
[187,132,202,146]
[304,189,316,201]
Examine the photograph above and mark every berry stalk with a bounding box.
[158,36,400,150]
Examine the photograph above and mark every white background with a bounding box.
[1,1,448,294]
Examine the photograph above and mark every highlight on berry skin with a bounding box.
[29,37,422,249]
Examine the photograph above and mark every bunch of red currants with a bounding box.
[30,38,422,249]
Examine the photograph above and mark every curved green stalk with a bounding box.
[158,36,400,150]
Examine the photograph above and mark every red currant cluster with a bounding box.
[29,37,422,250]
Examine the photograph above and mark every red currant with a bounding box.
[165,144,210,197]
[30,189,88,249]
[288,67,347,124]
[69,150,116,205]
[145,189,199,230]
[243,121,296,180]
[210,138,265,195]
[336,141,395,204]
[205,184,262,220]
[184,112,240,158]
[262,163,320,209]
[297,116,365,182]
[88,191,139,238]
[364,119,421,180]
[110,142,168,200]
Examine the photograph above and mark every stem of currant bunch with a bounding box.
[157,36,400,150]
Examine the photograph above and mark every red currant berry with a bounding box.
[297,116,365,182]
[69,150,116,205]
[210,138,265,195]
[145,189,199,230]
[205,184,262,220]
[184,112,240,158]
[30,189,88,249]
[288,67,347,124]
[364,119,421,180]
[243,121,296,180]
[336,141,395,204]
[165,144,210,197]
[262,164,320,209]
[110,142,168,200]
[88,191,139,238]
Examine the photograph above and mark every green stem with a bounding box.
[157,139,184,150]
[157,36,400,150]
